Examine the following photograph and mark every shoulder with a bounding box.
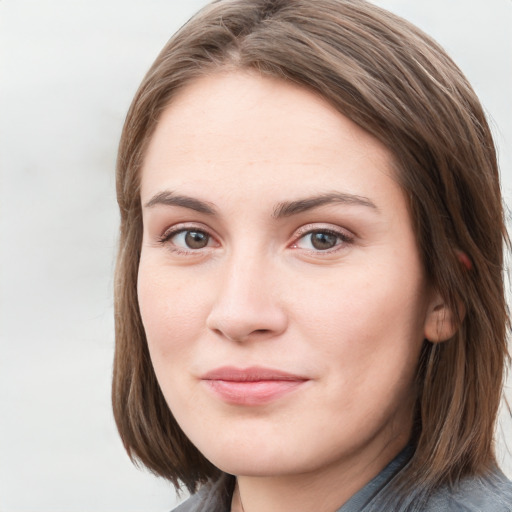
[171,488,208,512]
[171,476,232,512]
[171,487,218,512]
[425,468,512,512]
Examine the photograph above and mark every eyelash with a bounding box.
[157,224,354,255]
[290,225,354,254]
[157,225,217,255]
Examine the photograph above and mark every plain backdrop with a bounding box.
[1,1,511,511]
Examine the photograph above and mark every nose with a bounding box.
[206,254,288,343]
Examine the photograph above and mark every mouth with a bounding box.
[200,366,309,406]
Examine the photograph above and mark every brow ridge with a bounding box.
[144,191,216,215]
[272,192,377,218]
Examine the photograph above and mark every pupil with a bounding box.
[185,231,208,249]
[311,232,337,250]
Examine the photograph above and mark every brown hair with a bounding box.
[112,0,509,502]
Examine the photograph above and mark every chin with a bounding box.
[212,455,303,478]
[196,436,335,479]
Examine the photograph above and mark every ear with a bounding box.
[424,292,462,343]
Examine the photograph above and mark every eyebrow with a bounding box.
[272,192,378,218]
[144,191,217,215]
[143,190,377,218]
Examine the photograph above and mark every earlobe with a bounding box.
[424,296,462,343]
[424,249,470,343]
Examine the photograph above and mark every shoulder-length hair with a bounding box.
[113,0,509,501]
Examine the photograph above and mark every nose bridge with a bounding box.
[227,246,267,299]
[206,244,287,342]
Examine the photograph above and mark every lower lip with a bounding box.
[202,379,306,405]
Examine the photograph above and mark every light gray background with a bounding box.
[0,1,511,511]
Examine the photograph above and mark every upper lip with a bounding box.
[201,366,308,382]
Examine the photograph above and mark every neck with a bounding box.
[232,435,409,512]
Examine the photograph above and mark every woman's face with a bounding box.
[138,72,440,479]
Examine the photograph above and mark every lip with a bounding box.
[200,366,309,406]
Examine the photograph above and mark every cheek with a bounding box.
[137,262,211,418]
[137,261,209,361]
[290,260,427,376]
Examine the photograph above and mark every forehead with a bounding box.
[140,71,399,210]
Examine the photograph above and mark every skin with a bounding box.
[137,71,451,512]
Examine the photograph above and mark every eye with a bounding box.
[176,230,211,249]
[293,229,352,252]
[159,227,216,251]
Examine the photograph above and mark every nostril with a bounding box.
[206,299,288,342]
[210,327,274,343]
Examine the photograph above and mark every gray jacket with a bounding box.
[172,449,512,512]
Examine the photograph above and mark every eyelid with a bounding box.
[158,221,211,238]
[292,223,354,239]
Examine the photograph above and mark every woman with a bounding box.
[112,0,512,510]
